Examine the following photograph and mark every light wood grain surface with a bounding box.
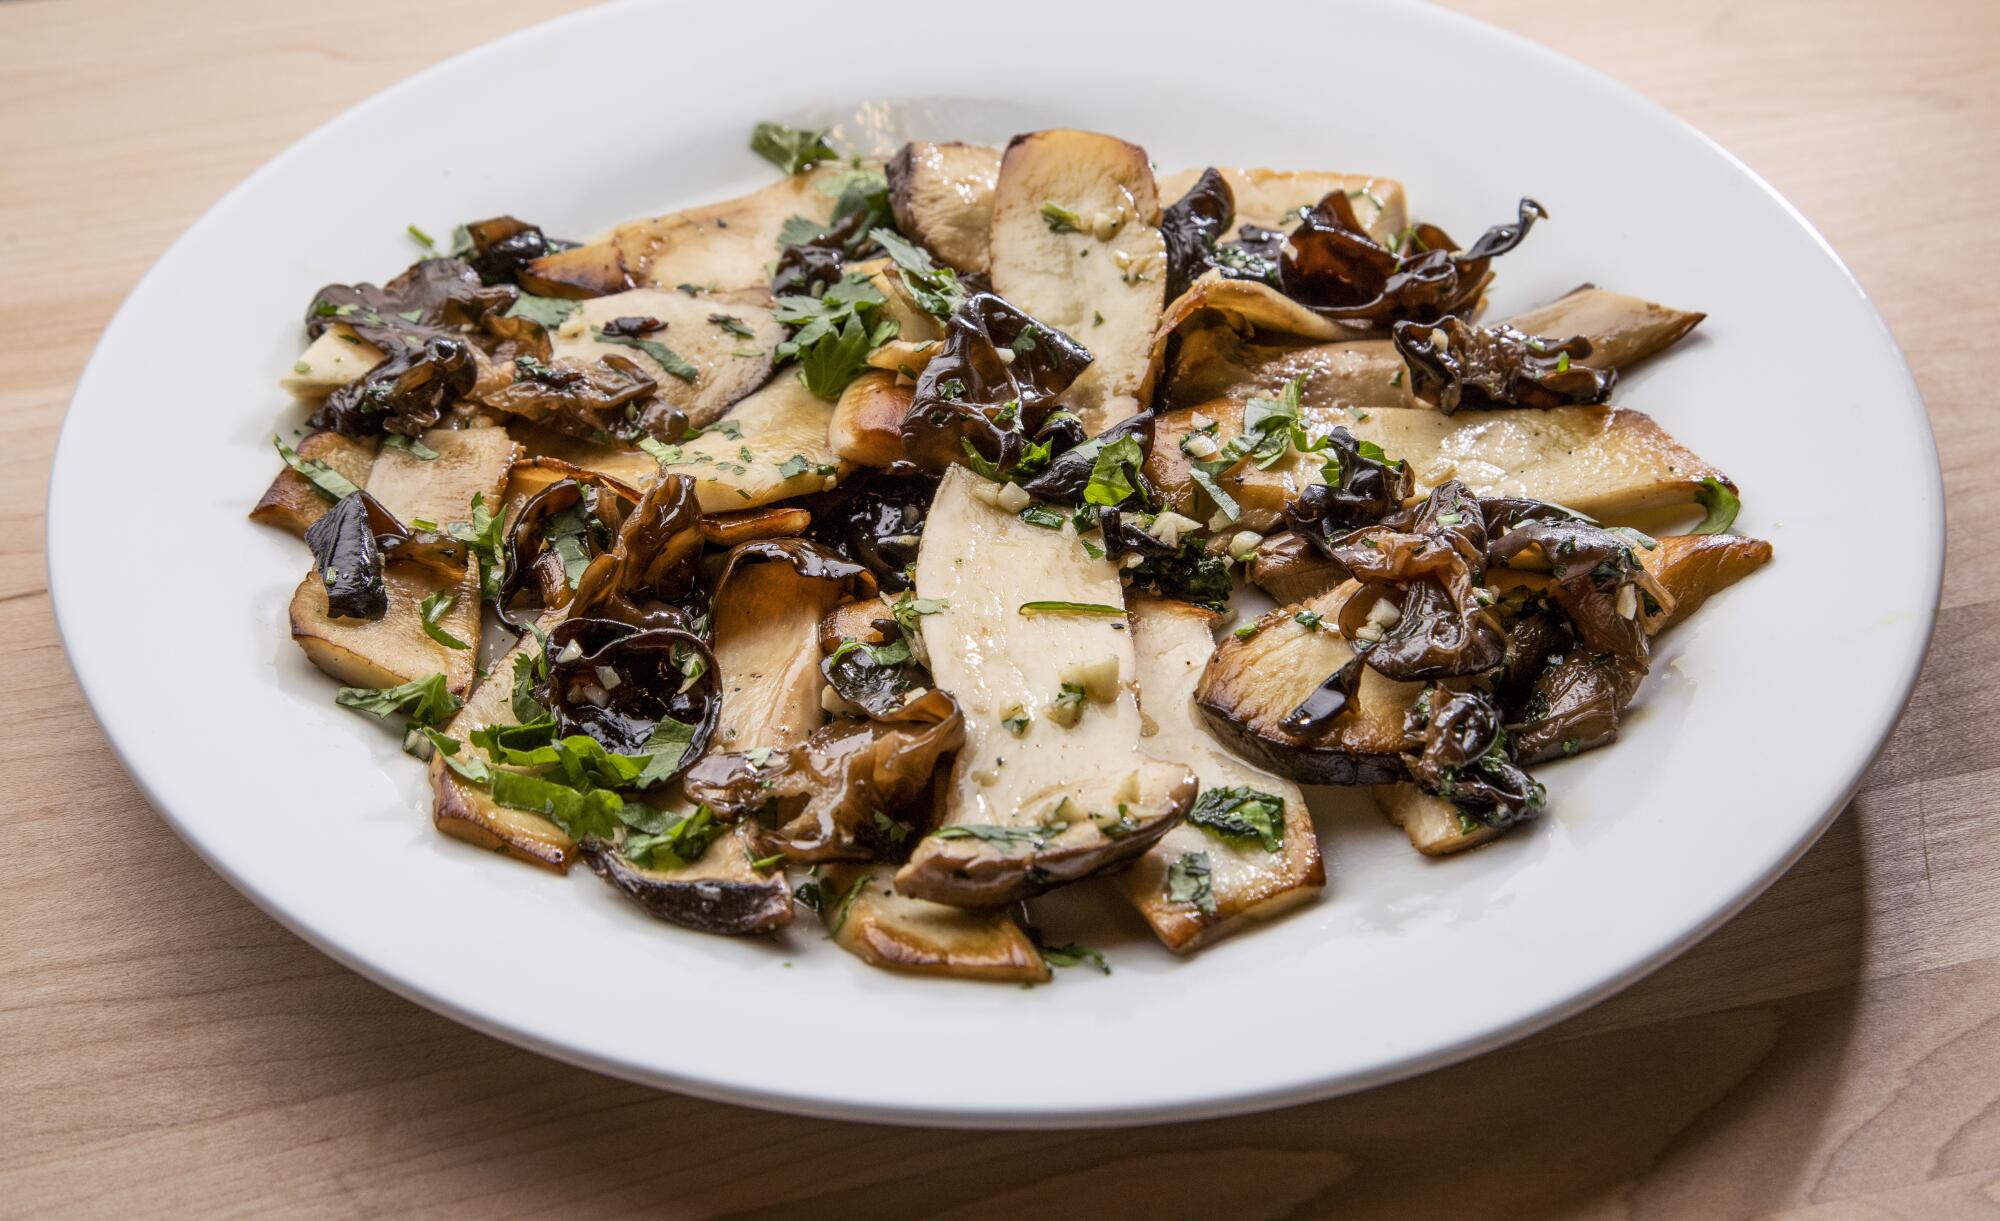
[2,0,1994,1216]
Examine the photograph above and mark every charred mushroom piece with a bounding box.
[1483,498,1674,669]
[1156,166,1408,248]
[498,475,632,619]
[818,863,1048,983]
[566,473,708,631]
[688,690,965,863]
[1159,168,1236,304]
[1400,685,1544,831]
[698,504,812,547]
[1393,317,1615,414]
[1194,580,1422,785]
[988,129,1165,429]
[1279,194,1545,327]
[1507,650,1645,764]
[460,215,577,287]
[803,470,936,592]
[581,825,791,935]
[517,244,634,299]
[1247,531,1347,605]
[894,466,1197,907]
[305,257,516,352]
[1122,600,1324,952]
[604,163,861,293]
[887,141,1002,275]
[310,334,478,439]
[901,290,1092,476]
[303,491,403,620]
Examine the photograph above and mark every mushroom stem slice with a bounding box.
[582,825,792,936]
[820,864,1049,983]
[1124,600,1325,952]
[1373,782,1503,857]
[428,625,577,870]
[887,141,1001,275]
[894,466,1196,908]
[988,129,1166,432]
[1194,580,1422,786]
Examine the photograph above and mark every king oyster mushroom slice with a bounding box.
[547,286,784,430]
[1194,580,1432,786]
[887,141,1002,275]
[1505,285,1707,371]
[252,431,378,536]
[893,466,1197,908]
[1123,600,1324,952]
[988,129,1166,434]
[829,369,915,469]
[1148,399,1733,533]
[583,163,862,293]
[655,376,853,513]
[818,863,1049,984]
[429,619,579,871]
[289,427,516,698]
[1155,166,1409,248]
[1371,782,1504,857]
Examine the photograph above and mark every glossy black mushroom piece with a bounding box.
[803,470,939,592]
[476,352,660,442]
[538,616,720,773]
[497,473,636,623]
[900,291,1093,476]
[1326,480,1506,680]
[1278,193,1545,327]
[1393,317,1615,414]
[303,490,469,620]
[310,334,479,438]
[1401,686,1544,831]
[1283,427,1415,556]
[459,215,577,287]
[565,473,710,634]
[1160,167,1235,303]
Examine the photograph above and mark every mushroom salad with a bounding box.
[254,125,1770,983]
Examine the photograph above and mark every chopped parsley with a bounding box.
[418,591,470,650]
[709,313,756,339]
[592,326,698,382]
[868,227,964,318]
[506,293,579,329]
[1017,601,1124,617]
[1166,851,1216,916]
[934,822,1068,849]
[1018,503,1066,530]
[335,673,461,728]
[1040,201,1083,232]
[1294,610,1324,632]
[777,453,837,480]
[1692,477,1740,535]
[272,434,360,501]
[1039,942,1110,974]
[749,121,837,175]
[1187,786,1285,852]
[382,433,439,461]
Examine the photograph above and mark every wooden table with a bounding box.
[3,0,1992,1215]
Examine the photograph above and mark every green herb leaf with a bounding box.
[1293,610,1323,632]
[623,804,721,869]
[1018,601,1125,617]
[1040,201,1083,233]
[382,433,440,461]
[934,822,1068,849]
[777,452,837,480]
[1018,503,1066,530]
[503,293,578,329]
[1692,477,1741,535]
[709,313,756,339]
[592,327,698,382]
[407,223,437,252]
[887,594,947,637]
[1039,942,1110,974]
[444,492,507,602]
[868,227,964,318]
[1187,785,1285,852]
[1166,851,1216,915]
[335,673,461,728]
[273,435,362,501]
[749,121,837,175]
[1083,434,1146,507]
[418,591,471,650]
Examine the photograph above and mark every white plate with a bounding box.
[47,0,1940,1127]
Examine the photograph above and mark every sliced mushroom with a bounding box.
[709,540,875,753]
[1148,399,1733,530]
[605,163,864,292]
[1156,284,1704,417]
[288,427,515,695]
[829,368,914,468]
[510,424,661,491]
[894,466,1197,907]
[887,141,1001,274]
[545,286,784,428]
[290,562,479,693]
[1122,600,1324,952]
[1371,782,1502,857]
[251,431,379,536]
[988,129,1166,431]
[1637,533,1773,633]
[1247,531,1345,605]
[655,376,851,512]
[1155,167,1407,247]
[517,244,633,299]
[698,504,812,547]
[428,622,577,870]
[1194,580,1429,785]
[818,863,1049,983]
[1507,284,1706,371]
[281,323,385,400]
[582,825,791,935]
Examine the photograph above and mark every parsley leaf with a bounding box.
[506,294,578,329]
[1039,941,1111,974]
[709,313,756,339]
[1187,786,1285,852]
[1692,477,1741,535]
[382,433,439,461]
[273,435,361,501]
[592,326,698,382]
[1040,202,1083,232]
[418,591,471,650]
[868,227,964,318]
[1082,434,1146,507]
[934,822,1068,849]
[335,673,461,728]
[445,492,507,602]
[1166,851,1216,915]
[1017,601,1125,617]
[750,121,836,175]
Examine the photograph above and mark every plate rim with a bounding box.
[44,0,1944,1128]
